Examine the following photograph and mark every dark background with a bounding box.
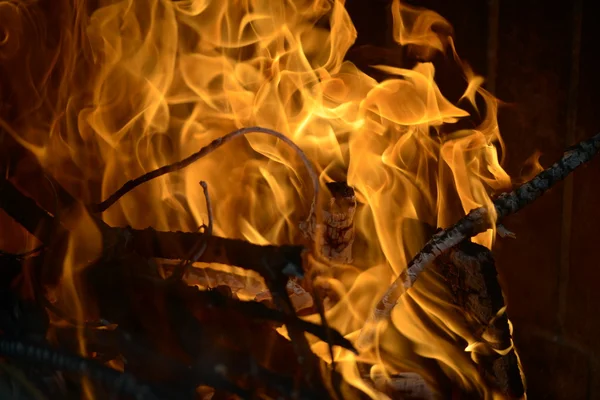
[346,0,600,398]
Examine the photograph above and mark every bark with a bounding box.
[300,181,356,264]
[370,371,435,400]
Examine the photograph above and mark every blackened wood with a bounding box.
[127,227,304,278]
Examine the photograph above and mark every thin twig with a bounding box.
[169,181,213,282]
[356,132,600,349]
[90,127,319,226]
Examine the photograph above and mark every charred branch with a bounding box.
[0,177,305,279]
[127,227,304,278]
[168,180,213,283]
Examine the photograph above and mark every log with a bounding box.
[254,181,357,312]
[125,227,304,278]
[357,238,523,398]
[299,181,356,264]
[178,264,265,296]
[370,371,435,400]
[434,241,525,397]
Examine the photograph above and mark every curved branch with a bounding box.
[90,127,319,223]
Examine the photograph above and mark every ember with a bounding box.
[0,0,597,399]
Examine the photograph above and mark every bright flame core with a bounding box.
[3,0,515,397]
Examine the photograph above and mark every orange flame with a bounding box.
[2,0,518,397]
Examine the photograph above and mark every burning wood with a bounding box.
[356,237,525,399]
[435,241,525,398]
[256,181,357,312]
[0,178,306,281]
[357,132,600,350]
[0,0,598,398]
[370,372,435,399]
[300,181,357,264]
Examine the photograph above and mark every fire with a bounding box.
[2,0,518,398]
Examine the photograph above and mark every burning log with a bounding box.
[357,132,600,349]
[126,227,305,279]
[300,181,357,311]
[434,241,525,398]
[359,238,524,399]
[255,181,357,312]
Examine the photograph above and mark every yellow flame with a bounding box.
[514,149,545,185]
[3,0,520,397]
[56,205,102,399]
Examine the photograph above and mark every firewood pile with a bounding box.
[0,124,598,399]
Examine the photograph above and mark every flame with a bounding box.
[54,204,103,399]
[514,149,545,185]
[2,0,518,397]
